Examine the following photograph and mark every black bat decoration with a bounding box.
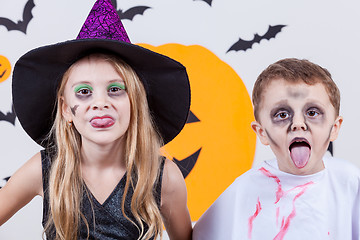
[0,176,10,189]
[187,110,200,124]
[171,111,201,178]
[194,0,213,6]
[174,148,202,178]
[117,6,151,20]
[0,104,16,125]
[110,0,151,20]
[0,0,35,34]
[227,25,287,53]
[0,67,7,79]
[327,142,333,156]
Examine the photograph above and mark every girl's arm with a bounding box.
[161,159,192,240]
[0,152,43,226]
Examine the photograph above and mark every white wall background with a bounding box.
[1,0,360,238]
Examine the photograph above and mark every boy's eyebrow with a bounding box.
[269,101,292,116]
[302,101,326,111]
[271,100,289,108]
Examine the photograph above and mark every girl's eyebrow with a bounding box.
[107,79,125,84]
[71,81,91,88]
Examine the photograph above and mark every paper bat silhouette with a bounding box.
[0,0,35,34]
[171,110,201,178]
[0,176,10,189]
[327,142,333,156]
[187,110,200,124]
[110,0,150,20]
[117,6,151,20]
[174,148,202,178]
[227,25,287,52]
[0,68,7,78]
[194,0,213,6]
[0,104,16,125]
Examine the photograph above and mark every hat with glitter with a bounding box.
[12,0,190,146]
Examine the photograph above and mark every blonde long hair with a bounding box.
[44,53,164,240]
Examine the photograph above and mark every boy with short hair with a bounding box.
[193,58,360,239]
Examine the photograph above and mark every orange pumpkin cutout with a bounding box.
[139,43,256,221]
[0,55,11,83]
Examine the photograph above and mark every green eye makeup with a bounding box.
[74,84,93,93]
[107,82,126,91]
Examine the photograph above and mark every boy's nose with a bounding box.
[290,115,307,131]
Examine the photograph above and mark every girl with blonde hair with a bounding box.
[0,0,192,239]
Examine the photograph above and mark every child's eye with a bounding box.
[307,110,319,117]
[77,88,91,95]
[74,84,93,98]
[275,111,289,120]
[107,83,126,96]
[108,86,121,93]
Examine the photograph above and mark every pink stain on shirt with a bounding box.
[257,167,314,240]
[276,207,280,226]
[259,167,284,203]
[248,197,262,239]
[273,182,313,240]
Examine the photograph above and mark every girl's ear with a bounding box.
[329,116,343,141]
[251,121,270,146]
[61,96,72,122]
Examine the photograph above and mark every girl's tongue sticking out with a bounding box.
[90,116,115,128]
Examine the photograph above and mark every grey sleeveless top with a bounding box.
[41,150,164,240]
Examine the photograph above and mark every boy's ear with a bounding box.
[61,96,72,122]
[251,121,270,146]
[329,116,343,141]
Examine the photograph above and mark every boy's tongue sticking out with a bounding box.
[289,141,311,168]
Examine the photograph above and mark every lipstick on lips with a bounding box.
[90,115,115,128]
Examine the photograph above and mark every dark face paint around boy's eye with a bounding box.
[266,106,311,147]
[71,105,79,116]
[270,106,293,126]
[269,106,311,133]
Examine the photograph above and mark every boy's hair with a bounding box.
[252,58,340,121]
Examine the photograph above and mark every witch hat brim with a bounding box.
[12,37,190,147]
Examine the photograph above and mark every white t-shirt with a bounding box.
[193,157,360,240]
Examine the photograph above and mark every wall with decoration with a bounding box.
[1,0,359,238]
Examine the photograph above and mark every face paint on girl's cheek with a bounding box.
[70,105,79,116]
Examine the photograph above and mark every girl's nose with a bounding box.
[91,93,109,110]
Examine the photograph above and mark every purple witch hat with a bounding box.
[77,0,130,43]
[12,0,190,146]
